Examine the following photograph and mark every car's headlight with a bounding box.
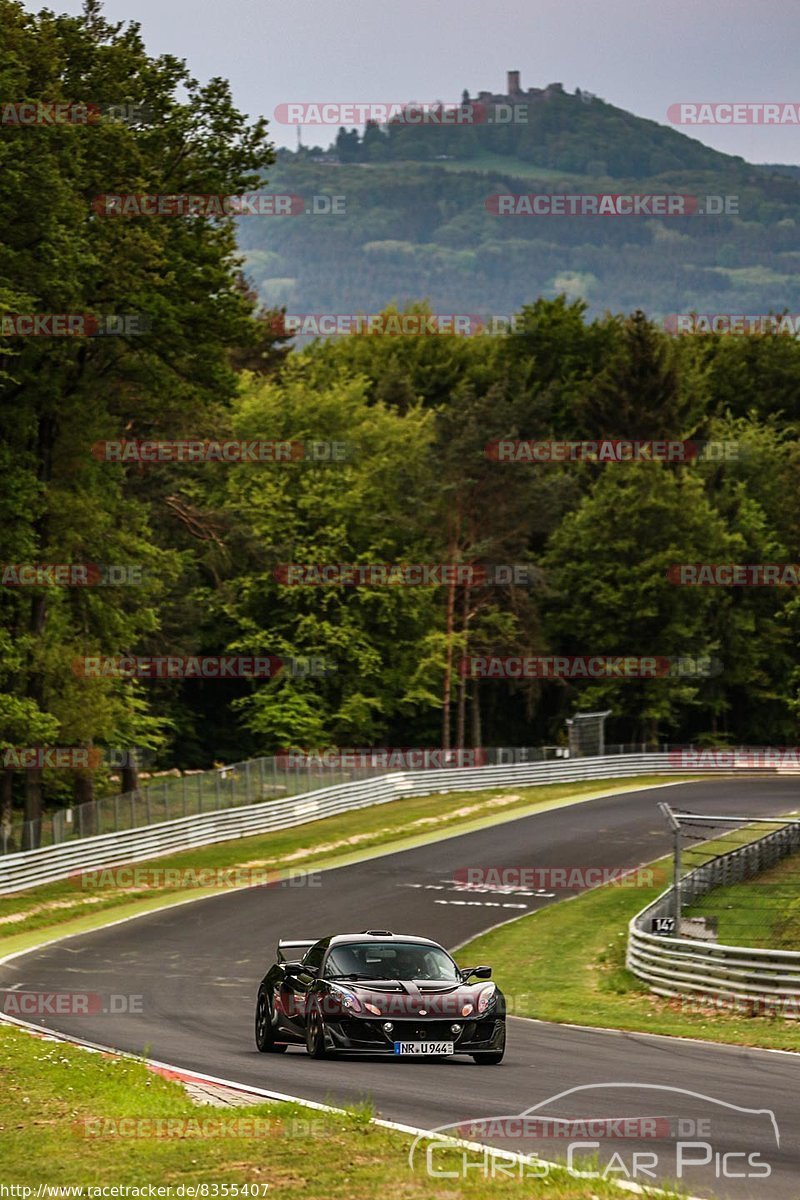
[330,984,362,1012]
[476,984,497,1014]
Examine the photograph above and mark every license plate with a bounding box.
[393,1041,454,1055]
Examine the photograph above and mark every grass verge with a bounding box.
[0,1023,675,1198]
[458,855,800,1053]
[0,775,689,959]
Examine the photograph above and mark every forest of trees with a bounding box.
[3,0,800,842]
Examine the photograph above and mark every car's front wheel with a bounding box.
[255,990,287,1053]
[472,1027,505,1064]
[305,1003,328,1058]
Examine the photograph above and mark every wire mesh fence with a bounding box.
[5,743,656,854]
[2,758,365,854]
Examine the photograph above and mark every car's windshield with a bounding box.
[324,941,460,981]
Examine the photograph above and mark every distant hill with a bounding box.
[240,74,800,325]
[322,72,748,178]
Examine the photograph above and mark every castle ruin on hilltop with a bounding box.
[469,71,566,106]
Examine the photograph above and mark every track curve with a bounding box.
[3,778,800,1199]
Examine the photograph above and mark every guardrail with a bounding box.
[628,820,800,1015]
[0,750,710,894]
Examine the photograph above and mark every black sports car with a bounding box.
[254,930,506,1063]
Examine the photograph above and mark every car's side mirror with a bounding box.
[461,965,492,980]
[284,962,317,980]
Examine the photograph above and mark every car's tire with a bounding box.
[305,1003,328,1059]
[255,990,287,1053]
[472,1050,504,1064]
[472,1028,506,1064]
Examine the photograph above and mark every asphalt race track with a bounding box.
[4,778,800,1199]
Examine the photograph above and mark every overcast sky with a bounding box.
[30,0,800,164]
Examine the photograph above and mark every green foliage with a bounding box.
[209,363,439,747]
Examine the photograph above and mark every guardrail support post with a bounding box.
[658,802,682,934]
[673,826,682,932]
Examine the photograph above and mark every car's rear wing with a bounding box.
[276,939,316,963]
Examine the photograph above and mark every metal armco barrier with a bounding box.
[0,750,716,894]
[628,820,800,1015]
